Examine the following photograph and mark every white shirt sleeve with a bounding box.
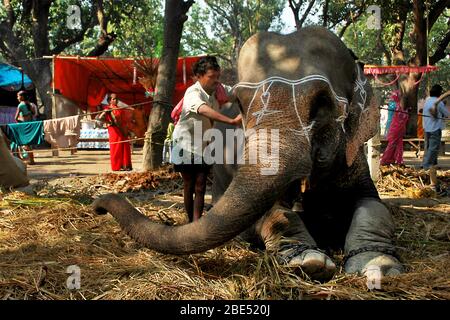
[183,87,208,114]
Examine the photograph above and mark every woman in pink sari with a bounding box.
[381,90,409,165]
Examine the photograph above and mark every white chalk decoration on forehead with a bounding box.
[291,84,312,144]
[233,74,350,144]
[252,81,282,126]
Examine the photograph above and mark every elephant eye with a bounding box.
[309,92,334,124]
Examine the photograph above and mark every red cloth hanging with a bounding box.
[364,65,439,75]
[53,56,202,113]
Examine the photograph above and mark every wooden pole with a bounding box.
[51,55,59,157]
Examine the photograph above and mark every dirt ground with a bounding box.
[25,146,450,180]
[0,146,449,300]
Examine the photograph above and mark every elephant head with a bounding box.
[92,26,379,255]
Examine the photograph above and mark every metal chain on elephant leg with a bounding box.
[343,245,401,266]
[276,241,323,265]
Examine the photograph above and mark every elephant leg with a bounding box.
[254,204,336,281]
[344,198,403,278]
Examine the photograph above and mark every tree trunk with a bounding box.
[18,59,53,118]
[399,73,420,138]
[399,0,428,137]
[32,62,53,118]
[142,0,194,171]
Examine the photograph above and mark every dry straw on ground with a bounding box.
[0,167,448,300]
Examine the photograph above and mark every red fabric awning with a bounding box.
[364,65,439,75]
[53,55,202,113]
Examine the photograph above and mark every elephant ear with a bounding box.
[345,63,379,167]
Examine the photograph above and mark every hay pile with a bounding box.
[0,167,448,300]
[377,165,450,198]
[34,168,182,201]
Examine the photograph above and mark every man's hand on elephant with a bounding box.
[231,114,242,126]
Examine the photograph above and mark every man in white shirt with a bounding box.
[172,56,242,222]
[422,84,449,196]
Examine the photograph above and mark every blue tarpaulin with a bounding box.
[0,63,33,91]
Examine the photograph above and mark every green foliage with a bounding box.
[342,5,449,64]
[0,0,164,58]
[182,0,285,68]
[104,0,164,57]
[342,3,449,98]
[324,0,366,30]
[58,0,164,57]
[342,16,385,64]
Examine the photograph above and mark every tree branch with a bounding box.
[87,33,116,56]
[3,0,16,27]
[428,0,450,32]
[338,10,363,38]
[429,29,450,64]
[322,0,329,27]
[377,29,392,65]
[21,0,32,22]
[50,8,98,55]
[288,0,301,30]
[86,0,116,56]
[412,0,428,65]
[50,29,88,55]
[391,7,408,64]
[288,0,318,30]
[0,20,30,65]
[337,1,367,38]
[181,0,195,15]
[95,0,107,36]
[0,38,12,60]
[298,0,316,29]
[30,0,52,57]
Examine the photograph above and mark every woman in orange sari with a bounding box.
[99,94,132,171]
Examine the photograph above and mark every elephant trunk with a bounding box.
[93,140,309,255]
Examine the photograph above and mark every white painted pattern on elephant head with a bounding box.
[354,65,369,125]
[233,75,350,144]
[252,82,282,126]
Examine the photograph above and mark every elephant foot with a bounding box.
[344,251,403,278]
[278,244,336,282]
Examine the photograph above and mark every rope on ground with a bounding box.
[0,100,174,127]
[9,137,149,156]
[378,106,449,121]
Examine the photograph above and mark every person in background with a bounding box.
[381,90,409,166]
[417,97,425,140]
[162,122,175,164]
[422,85,449,196]
[98,93,132,171]
[15,91,37,123]
[14,90,37,164]
[171,56,242,222]
[384,93,397,137]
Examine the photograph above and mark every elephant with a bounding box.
[0,129,29,188]
[92,26,403,282]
